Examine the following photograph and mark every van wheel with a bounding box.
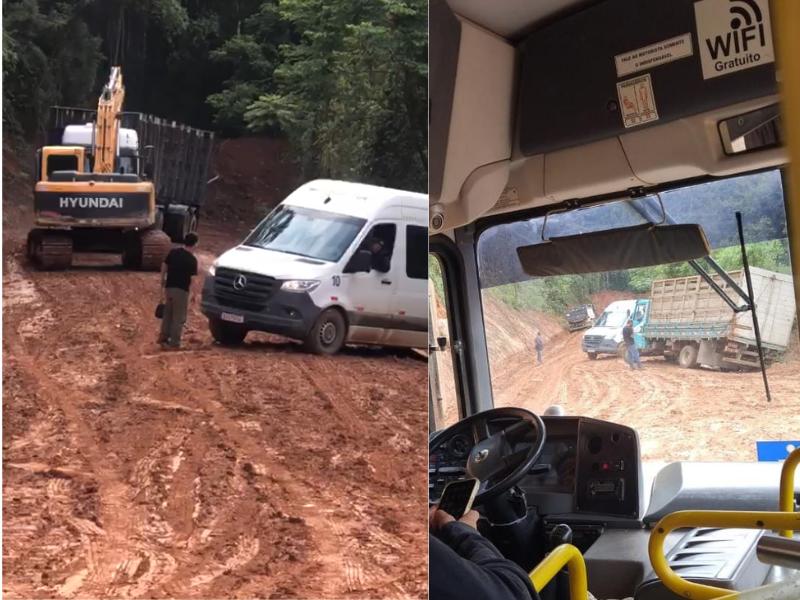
[678,344,699,369]
[209,318,247,345]
[587,352,598,360]
[616,342,627,359]
[305,309,346,355]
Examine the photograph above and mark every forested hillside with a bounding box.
[3,0,427,191]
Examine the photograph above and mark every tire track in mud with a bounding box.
[492,329,800,463]
[3,224,427,600]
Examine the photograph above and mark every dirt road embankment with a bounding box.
[2,144,427,598]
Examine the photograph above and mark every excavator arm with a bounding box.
[93,66,125,174]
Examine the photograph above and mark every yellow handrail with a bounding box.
[779,447,800,537]
[774,0,800,331]
[649,510,800,599]
[529,543,588,600]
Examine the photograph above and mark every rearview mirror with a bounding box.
[517,223,710,277]
[344,249,372,273]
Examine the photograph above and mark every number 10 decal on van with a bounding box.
[201,180,428,354]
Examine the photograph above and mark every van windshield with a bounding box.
[473,169,798,463]
[244,205,366,262]
[596,310,627,328]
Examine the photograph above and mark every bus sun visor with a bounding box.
[516,223,711,277]
[518,0,777,155]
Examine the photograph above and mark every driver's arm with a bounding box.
[431,511,539,600]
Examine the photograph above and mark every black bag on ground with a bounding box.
[155,303,165,319]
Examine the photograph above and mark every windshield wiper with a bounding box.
[242,243,318,260]
[736,211,772,403]
[628,197,772,402]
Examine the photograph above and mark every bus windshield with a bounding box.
[476,170,798,463]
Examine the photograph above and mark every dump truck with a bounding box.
[27,66,214,270]
[583,268,796,369]
[565,303,596,331]
[643,267,796,369]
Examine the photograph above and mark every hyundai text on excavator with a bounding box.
[27,66,214,270]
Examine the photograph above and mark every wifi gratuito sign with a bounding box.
[694,0,774,80]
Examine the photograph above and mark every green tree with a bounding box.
[242,0,427,191]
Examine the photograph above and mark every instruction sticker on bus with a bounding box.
[614,33,694,78]
[616,73,659,128]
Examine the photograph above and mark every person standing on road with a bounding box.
[158,232,199,349]
[534,332,544,365]
[622,319,642,369]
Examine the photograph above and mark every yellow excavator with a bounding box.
[27,66,212,270]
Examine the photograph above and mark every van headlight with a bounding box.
[208,263,217,276]
[281,279,320,293]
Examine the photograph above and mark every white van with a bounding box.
[201,179,428,354]
[581,299,638,359]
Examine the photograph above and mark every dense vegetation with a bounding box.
[3,0,427,191]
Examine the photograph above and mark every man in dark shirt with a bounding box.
[622,319,641,369]
[430,507,539,600]
[158,232,199,349]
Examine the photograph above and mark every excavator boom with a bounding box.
[94,66,125,174]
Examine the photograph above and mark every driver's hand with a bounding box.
[458,510,480,530]
[429,506,479,532]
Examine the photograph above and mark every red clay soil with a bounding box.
[2,139,427,599]
[489,313,800,463]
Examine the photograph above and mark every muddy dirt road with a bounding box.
[491,329,800,462]
[3,210,427,598]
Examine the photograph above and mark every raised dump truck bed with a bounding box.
[565,304,595,331]
[644,267,796,368]
[48,107,214,210]
[45,106,214,244]
[130,112,214,209]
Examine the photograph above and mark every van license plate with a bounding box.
[221,312,244,324]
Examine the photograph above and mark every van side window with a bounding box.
[359,223,396,273]
[406,225,427,279]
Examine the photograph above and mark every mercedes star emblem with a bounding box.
[233,274,248,290]
[474,449,489,463]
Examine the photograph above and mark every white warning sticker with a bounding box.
[616,74,659,129]
[615,33,694,78]
[694,0,774,80]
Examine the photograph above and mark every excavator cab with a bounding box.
[428,0,800,598]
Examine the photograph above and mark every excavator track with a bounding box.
[123,229,171,271]
[27,229,73,271]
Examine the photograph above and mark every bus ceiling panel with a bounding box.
[620,96,787,184]
[484,138,647,217]
[483,101,786,218]
[517,0,778,158]
[444,0,599,41]
[542,138,647,202]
